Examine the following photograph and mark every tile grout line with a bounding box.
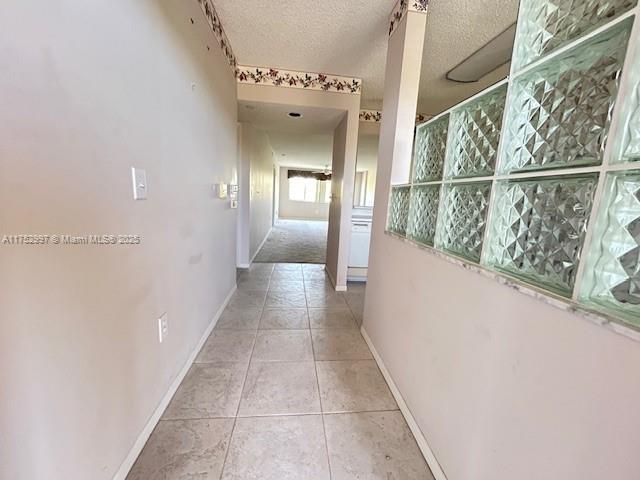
[218,264,270,480]
[159,407,402,423]
[304,267,334,480]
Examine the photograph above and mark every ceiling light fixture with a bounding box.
[446,23,516,83]
[288,112,303,118]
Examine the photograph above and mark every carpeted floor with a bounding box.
[254,219,328,264]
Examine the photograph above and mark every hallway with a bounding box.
[127,263,433,479]
[254,219,329,264]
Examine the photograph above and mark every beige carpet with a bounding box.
[254,219,328,264]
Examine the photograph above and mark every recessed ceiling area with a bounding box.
[268,132,334,170]
[238,101,341,169]
[217,0,518,115]
[238,101,345,135]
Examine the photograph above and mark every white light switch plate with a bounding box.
[131,167,148,200]
[216,183,228,199]
[158,313,168,343]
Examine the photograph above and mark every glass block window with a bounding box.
[513,0,636,71]
[445,84,507,179]
[621,84,640,162]
[581,172,640,323]
[485,174,598,297]
[500,20,632,174]
[407,185,440,246]
[387,186,411,235]
[412,114,449,183]
[435,182,492,262]
[613,47,640,163]
[387,7,640,331]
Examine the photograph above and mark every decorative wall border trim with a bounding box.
[237,65,362,94]
[359,110,432,124]
[197,0,237,72]
[360,110,383,122]
[389,0,429,36]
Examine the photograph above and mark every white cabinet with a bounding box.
[349,219,372,268]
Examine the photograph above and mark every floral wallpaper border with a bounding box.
[197,0,237,72]
[237,65,362,94]
[360,110,432,124]
[360,110,383,122]
[389,0,429,36]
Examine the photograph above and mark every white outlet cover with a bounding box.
[131,167,148,200]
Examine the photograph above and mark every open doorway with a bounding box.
[237,101,344,265]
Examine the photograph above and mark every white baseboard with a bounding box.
[112,284,237,480]
[249,227,272,264]
[325,265,347,292]
[360,326,448,480]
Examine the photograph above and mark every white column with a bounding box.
[372,7,427,237]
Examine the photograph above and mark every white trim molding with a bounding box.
[361,326,448,480]
[250,227,272,264]
[360,110,383,123]
[197,0,238,72]
[237,65,362,95]
[112,285,237,480]
[389,0,429,36]
[360,110,433,124]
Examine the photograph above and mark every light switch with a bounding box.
[216,183,228,199]
[131,167,148,200]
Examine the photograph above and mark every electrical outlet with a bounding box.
[158,313,168,343]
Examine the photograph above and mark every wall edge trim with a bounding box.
[389,0,429,37]
[325,264,348,291]
[237,65,362,95]
[250,226,273,264]
[361,325,448,480]
[196,0,238,74]
[112,284,238,480]
[360,109,432,124]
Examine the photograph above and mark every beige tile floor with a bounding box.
[127,263,434,480]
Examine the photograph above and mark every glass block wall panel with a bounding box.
[581,172,640,323]
[499,20,632,174]
[486,174,598,297]
[621,83,640,162]
[513,0,636,71]
[435,182,492,262]
[387,186,411,236]
[445,85,507,179]
[412,115,449,183]
[407,185,440,246]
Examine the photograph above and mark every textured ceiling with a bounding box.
[419,0,518,114]
[215,0,518,115]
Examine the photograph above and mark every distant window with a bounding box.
[289,177,331,204]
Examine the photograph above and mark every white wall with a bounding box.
[356,122,380,207]
[0,1,238,479]
[237,123,274,265]
[326,112,360,289]
[278,167,330,220]
[364,235,640,480]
